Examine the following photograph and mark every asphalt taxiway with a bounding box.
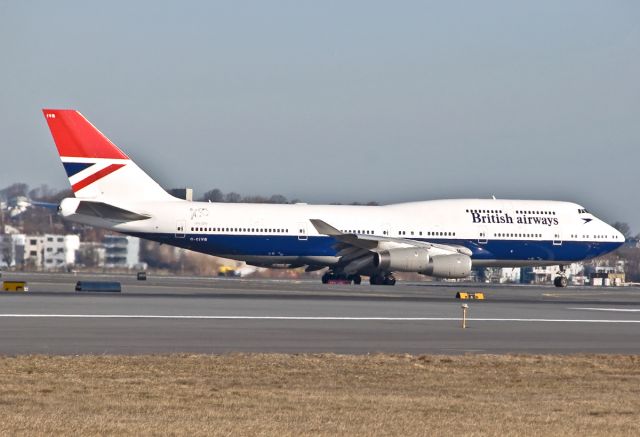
[1,272,639,355]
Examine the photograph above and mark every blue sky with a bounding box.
[1,1,639,230]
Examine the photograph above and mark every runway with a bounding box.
[1,272,639,354]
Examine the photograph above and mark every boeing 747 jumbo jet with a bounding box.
[42,109,625,287]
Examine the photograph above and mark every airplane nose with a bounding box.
[611,225,625,242]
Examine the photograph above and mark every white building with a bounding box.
[103,234,141,269]
[42,234,80,269]
[1,234,80,270]
[24,235,44,267]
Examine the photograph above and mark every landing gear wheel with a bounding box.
[321,273,330,284]
[383,275,396,286]
[369,274,385,285]
[350,275,362,285]
[554,276,568,288]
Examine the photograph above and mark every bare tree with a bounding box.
[0,183,29,199]
[201,188,224,202]
[28,184,57,200]
[612,222,632,239]
[242,195,269,203]
[224,192,242,203]
[268,194,288,204]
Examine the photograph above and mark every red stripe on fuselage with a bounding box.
[72,163,125,193]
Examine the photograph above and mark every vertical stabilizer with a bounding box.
[42,109,173,201]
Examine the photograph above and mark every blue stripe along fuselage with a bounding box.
[128,232,623,263]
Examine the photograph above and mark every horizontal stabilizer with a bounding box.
[76,201,151,221]
[29,200,59,210]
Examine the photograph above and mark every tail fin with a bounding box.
[42,109,173,201]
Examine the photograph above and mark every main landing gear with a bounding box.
[321,271,396,286]
[554,265,568,288]
[369,273,396,286]
[321,272,361,285]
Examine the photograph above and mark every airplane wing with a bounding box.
[309,219,471,274]
[309,219,472,255]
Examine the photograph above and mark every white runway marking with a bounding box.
[569,307,640,313]
[0,314,639,323]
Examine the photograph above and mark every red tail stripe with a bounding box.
[42,109,129,160]
[72,164,125,193]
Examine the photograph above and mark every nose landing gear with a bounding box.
[553,276,568,288]
[554,265,568,288]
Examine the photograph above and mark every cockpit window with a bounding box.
[578,208,589,214]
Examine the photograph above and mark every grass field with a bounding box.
[1,354,639,436]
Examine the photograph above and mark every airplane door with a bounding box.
[478,227,488,244]
[297,222,308,241]
[553,232,563,246]
[381,223,390,237]
[175,220,186,238]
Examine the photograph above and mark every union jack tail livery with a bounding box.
[42,109,172,201]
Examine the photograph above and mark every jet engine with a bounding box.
[373,248,430,272]
[374,248,471,279]
[421,254,472,278]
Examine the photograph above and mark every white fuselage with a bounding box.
[61,197,624,268]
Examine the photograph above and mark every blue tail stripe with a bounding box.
[63,162,94,178]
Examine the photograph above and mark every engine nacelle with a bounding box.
[422,254,472,279]
[374,249,472,279]
[374,248,430,272]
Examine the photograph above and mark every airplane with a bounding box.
[42,109,625,287]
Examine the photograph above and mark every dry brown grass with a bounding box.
[1,354,639,436]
